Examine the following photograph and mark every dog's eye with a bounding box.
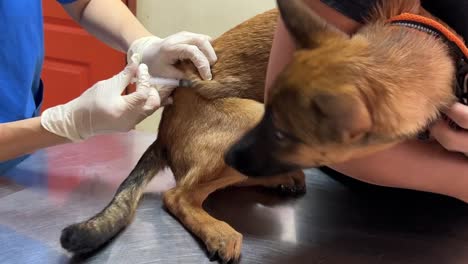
[274,131,286,141]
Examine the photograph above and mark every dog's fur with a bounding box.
[59,8,305,263]
[59,0,460,262]
[226,0,460,177]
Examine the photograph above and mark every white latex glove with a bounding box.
[41,55,160,142]
[127,32,217,80]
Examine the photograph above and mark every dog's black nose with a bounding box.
[225,143,272,177]
[224,146,257,176]
[225,145,297,177]
[225,118,299,177]
[224,147,237,169]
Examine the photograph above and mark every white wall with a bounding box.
[135,0,276,132]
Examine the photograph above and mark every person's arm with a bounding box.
[264,0,361,100]
[61,0,150,53]
[61,0,217,80]
[265,0,468,202]
[0,118,70,162]
[1,57,158,162]
[331,140,468,202]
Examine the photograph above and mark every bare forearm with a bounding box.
[63,0,152,52]
[0,117,70,162]
[330,141,468,202]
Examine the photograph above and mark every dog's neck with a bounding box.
[388,13,468,134]
[389,13,468,103]
[352,15,464,139]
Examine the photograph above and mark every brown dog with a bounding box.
[58,0,462,262]
[226,0,463,177]
[59,7,306,264]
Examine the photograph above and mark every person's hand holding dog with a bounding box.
[127,32,217,81]
[430,102,468,156]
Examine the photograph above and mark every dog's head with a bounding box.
[225,0,429,177]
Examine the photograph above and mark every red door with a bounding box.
[41,0,138,195]
[41,0,135,111]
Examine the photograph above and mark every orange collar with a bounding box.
[388,13,468,133]
[388,13,468,58]
[388,13,468,104]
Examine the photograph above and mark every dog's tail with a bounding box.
[60,139,167,254]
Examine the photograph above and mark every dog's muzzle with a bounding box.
[225,145,298,177]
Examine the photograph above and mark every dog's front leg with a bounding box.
[163,169,246,263]
[234,170,306,197]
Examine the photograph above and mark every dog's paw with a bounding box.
[275,171,306,197]
[60,223,102,254]
[202,221,243,263]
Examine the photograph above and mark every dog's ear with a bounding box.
[277,0,347,49]
[311,93,372,143]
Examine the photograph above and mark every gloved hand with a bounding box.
[127,32,217,80]
[41,55,160,142]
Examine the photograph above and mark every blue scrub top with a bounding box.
[0,0,77,175]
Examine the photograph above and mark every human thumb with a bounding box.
[136,63,151,92]
[122,87,160,116]
[107,54,141,94]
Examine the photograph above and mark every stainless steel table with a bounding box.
[1,130,467,264]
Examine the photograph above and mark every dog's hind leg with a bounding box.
[60,140,166,254]
[234,170,306,197]
[163,167,246,263]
